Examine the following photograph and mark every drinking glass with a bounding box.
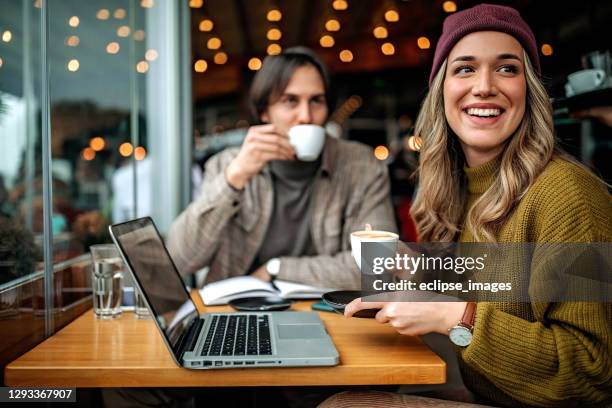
[90,244,124,319]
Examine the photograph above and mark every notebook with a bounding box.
[200,276,335,306]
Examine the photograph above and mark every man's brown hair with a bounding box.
[249,46,332,123]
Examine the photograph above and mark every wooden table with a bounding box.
[5,294,446,388]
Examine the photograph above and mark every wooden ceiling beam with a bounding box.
[192,64,243,100]
[234,0,254,55]
[297,0,315,46]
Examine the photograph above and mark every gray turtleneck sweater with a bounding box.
[253,157,321,270]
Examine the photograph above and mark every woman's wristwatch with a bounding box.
[448,302,477,347]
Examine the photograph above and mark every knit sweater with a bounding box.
[458,156,612,407]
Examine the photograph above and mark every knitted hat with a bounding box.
[429,3,540,85]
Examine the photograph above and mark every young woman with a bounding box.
[322,4,612,407]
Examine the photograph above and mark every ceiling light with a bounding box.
[374,146,389,161]
[65,36,80,47]
[267,43,282,55]
[332,0,348,11]
[207,37,221,50]
[339,49,353,62]
[90,137,105,151]
[134,147,147,161]
[248,57,262,71]
[417,36,430,49]
[117,26,131,37]
[541,44,553,56]
[267,9,282,22]
[96,9,110,20]
[214,52,228,64]
[68,16,80,27]
[119,142,134,157]
[325,19,340,32]
[106,42,120,54]
[319,35,334,48]
[381,42,395,55]
[136,61,149,73]
[442,1,457,13]
[384,10,399,22]
[145,49,158,61]
[67,59,80,72]
[267,28,282,41]
[114,8,126,19]
[406,136,423,151]
[199,19,213,32]
[82,148,96,161]
[373,26,388,39]
[194,59,208,72]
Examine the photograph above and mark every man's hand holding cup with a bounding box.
[225,124,295,190]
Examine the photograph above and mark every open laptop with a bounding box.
[109,217,339,369]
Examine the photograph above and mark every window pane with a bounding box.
[0,0,46,381]
[46,1,152,329]
[47,0,150,255]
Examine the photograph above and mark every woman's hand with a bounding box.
[225,124,295,189]
[344,298,467,336]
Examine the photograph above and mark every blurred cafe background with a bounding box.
[0,0,611,387]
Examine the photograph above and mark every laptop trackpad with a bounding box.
[277,324,325,339]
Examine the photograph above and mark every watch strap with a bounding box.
[461,302,477,330]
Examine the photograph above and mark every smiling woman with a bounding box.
[322,3,612,408]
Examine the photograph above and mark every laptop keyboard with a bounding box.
[201,315,272,356]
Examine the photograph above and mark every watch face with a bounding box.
[449,326,472,347]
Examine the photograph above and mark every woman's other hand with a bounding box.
[345,298,467,336]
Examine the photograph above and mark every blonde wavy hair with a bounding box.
[412,50,560,242]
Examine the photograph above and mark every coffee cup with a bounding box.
[350,230,399,270]
[567,69,606,94]
[288,125,326,161]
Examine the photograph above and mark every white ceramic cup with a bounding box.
[567,69,606,94]
[287,125,326,161]
[350,230,399,270]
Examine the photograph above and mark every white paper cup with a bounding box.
[350,230,399,270]
[288,125,326,161]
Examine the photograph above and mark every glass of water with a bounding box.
[90,244,124,319]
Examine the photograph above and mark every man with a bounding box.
[167,47,396,289]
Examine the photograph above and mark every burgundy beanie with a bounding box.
[429,3,540,85]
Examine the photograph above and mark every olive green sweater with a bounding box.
[458,156,612,407]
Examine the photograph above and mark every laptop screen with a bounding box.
[110,217,198,357]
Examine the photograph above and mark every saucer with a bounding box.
[229,296,292,311]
